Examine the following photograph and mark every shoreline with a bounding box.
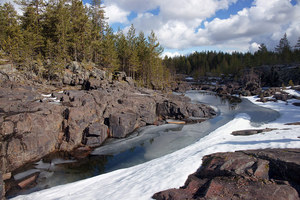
[11,88,300,200]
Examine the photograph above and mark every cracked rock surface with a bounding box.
[153,148,300,200]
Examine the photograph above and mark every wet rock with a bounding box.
[71,146,92,159]
[293,102,300,107]
[17,172,39,189]
[153,148,300,200]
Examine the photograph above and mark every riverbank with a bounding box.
[0,63,215,198]
[11,88,300,200]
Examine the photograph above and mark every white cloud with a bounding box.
[161,51,182,58]
[249,42,260,53]
[104,3,130,24]
[105,0,299,52]
[104,0,157,13]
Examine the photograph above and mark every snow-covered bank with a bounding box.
[13,95,300,200]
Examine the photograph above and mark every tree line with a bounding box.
[164,34,300,79]
[0,0,170,89]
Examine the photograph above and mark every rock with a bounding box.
[293,102,300,107]
[0,171,3,200]
[231,128,277,136]
[172,82,191,93]
[153,149,300,200]
[82,123,108,147]
[109,111,138,138]
[2,173,11,181]
[17,172,39,189]
[0,63,216,194]
[274,93,289,101]
[2,111,63,173]
[71,146,92,159]
[285,122,300,125]
[156,100,185,120]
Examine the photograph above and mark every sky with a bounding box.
[96,0,300,57]
[2,0,300,57]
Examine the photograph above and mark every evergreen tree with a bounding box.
[89,0,106,64]
[18,0,45,60]
[102,25,119,71]
[69,0,90,62]
[295,37,300,50]
[136,31,149,86]
[53,0,71,63]
[0,3,23,62]
[275,33,291,63]
[126,24,139,79]
[116,30,129,72]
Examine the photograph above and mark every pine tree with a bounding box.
[126,24,139,79]
[69,0,90,62]
[0,3,23,62]
[89,0,106,64]
[275,33,291,63]
[295,37,300,50]
[102,25,119,71]
[116,30,129,72]
[54,0,71,63]
[147,30,164,88]
[136,31,149,86]
[275,33,291,53]
[18,0,45,60]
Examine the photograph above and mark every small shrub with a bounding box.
[288,80,294,87]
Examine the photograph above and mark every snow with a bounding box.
[41,94,52,97]
[284,89,300,97]
[12,93,300,200]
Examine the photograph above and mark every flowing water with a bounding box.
[9,91,280,198]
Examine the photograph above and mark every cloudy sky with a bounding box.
[96,0,300,57]
[2,0,300,56]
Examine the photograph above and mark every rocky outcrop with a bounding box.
[0,63,216,197]
[153,148,300,200]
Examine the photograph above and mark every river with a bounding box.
[8,91,280,198]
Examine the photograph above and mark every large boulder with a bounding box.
[109,111,138,138]
[153,149,300,200]
[82,122,108,147]
[1,110,63,174]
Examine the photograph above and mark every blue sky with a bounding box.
[5,0,300,56]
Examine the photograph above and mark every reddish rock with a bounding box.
[153,149,300,200]
[17,172,39,189]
